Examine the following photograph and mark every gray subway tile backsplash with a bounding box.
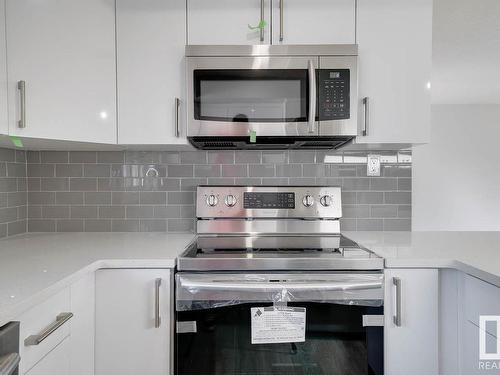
[0,148,413,238]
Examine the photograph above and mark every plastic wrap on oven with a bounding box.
[176,273,384,311]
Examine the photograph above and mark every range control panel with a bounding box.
[196,186,342,219]
[243,192,295,209]
[318,69,350,121]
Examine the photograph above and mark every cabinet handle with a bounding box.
[308,60,316,134]
[24,312,73,346]
[260,0,265,42]
[155,278,162,328]
[0,353,20,375]
[393,277,402,327]
[279,0,284,42]
[362,97,370,136]
[17,81,26,129]
[174,97,180,137]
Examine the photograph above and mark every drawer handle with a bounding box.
[0,353,20,375]
[24,312,73,346]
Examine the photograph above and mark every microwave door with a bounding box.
[187,56,319,137]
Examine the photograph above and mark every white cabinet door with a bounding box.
[25,337,71,375]
[187,0,270,45]
[0,0,7,135]
[95,269,173,375]
[5,0,116,143]
[69,274,95,375]
[272,0,355,45]
[461,321,498,375]
[384,269,438,375]
[354,0,432,148]
[117,0,187,144]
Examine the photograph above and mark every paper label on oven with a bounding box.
[251,306,306,344]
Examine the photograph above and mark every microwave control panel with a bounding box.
[317,69,350,121]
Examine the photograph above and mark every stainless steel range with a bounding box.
[175,186,384,375]
[178,185,383,271]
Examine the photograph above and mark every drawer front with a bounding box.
[463,274,500,336]
[24,336,71,375]
[18,288,71,374]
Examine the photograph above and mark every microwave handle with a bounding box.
[260,0,265,42]
[308,60,316,134]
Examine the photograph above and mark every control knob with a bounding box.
[224,194,237,207]
[320,195,333,207]
[302,195,315,207]
[206,194,219,207]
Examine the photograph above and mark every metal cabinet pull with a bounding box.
[362,97,370,136]
[154,278,162,328]
[17,81,26,128]
[308,60,317,134]
[0,353,20,375]
[279,0,284,42]
[24,312,73,346]
[174,97,180,138]
[393,277,402,327]
[260,0,265,42]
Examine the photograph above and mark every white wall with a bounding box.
[432,0,500,104]
[412,104,500,230]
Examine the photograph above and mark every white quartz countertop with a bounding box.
[0,232,195,326]
[344,231,500,287]
[2,231,500,327]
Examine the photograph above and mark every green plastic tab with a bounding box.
[249,131,257,143]
[248,20,267,31]
[10,136,23,148]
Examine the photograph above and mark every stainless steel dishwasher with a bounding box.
[0,322,20,375]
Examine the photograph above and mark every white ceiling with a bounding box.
[432,0,500,104]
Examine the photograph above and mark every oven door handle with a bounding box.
[181,280,383,292]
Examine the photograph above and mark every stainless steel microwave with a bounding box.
[186,44,358,150]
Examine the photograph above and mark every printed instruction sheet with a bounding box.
[251,306,306,344]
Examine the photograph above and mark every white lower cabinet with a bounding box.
[18,288,71,374]
[95,269,173,375]
[69,273,95,375]
[16,274,95,375]
[384,269,438,375]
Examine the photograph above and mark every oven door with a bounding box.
[176,273,384,375]
[187,57,319,137]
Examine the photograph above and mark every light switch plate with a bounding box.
[367,155,381,177]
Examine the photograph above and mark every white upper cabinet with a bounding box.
[384,269,438,375]
[117,0,187,145]
[187,0,271,45]
[272,0,355,45]
[352,0,432,148]
[0,0,7,135]
[5,0,117,143]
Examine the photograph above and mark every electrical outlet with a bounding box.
[367,155,381,177]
